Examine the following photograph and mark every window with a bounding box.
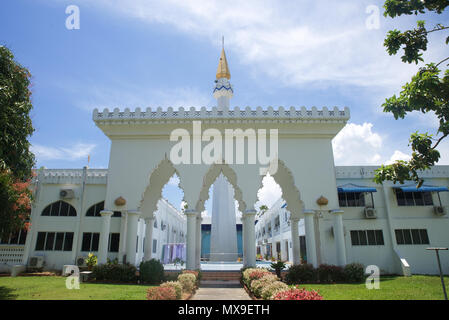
[339,192,366,207]
[35,232,74,251]
[42,201,77,216]
[81,232,100,251]
[154,219,158,228]
[395,229,429,245]
[395,190,433,206]
[109,233,120,252]
[86,201,104,217]
[350,230,384,246]
[112,211,121,217]
[0,229,27,245]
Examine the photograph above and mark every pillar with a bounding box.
[195,215,202,269]
[144,216,155,261]
[290,213,301,265]
[126,210,141,266]
[241,215,247,266]
[244,210,256,267]
[185,210,197,270]
[98,210,113,264]
[304,210,318,267]
[332,209,347,266]
[118,211,127,263]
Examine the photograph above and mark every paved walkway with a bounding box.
[191,281,251,300]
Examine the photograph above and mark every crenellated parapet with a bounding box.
[33,168,108,185]
[92,106,350,125]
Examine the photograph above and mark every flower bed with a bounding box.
[146,270,199,300]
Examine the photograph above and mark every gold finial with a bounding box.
[216,37,230,80]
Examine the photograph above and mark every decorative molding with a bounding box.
[335,165,449,179]
[92,106,350,125]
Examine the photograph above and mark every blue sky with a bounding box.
[1,0,448,212]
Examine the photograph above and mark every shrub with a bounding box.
[260,281,289,300]
[140,259,165,285]
[178,273,197,293]
[344,263,365,282]
[92,263,137,282]
[317,264,345,283]
[272,287,323,300]
[85,253,97,271]
[182,270,199,282]
[250,274,278,298]
[160,281,182,299]
[146,286,177,300]
[285,264,317,284]
[242,267,271,287]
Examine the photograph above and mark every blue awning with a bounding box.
[393,184,449,193]
[281,203,287,208]
[337,183,377,193]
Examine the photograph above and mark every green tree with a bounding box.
[374,0,449,186]
[0,46,35,239]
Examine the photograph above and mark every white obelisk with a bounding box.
[209,41,238,261]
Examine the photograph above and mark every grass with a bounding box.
[1,275,448,300]
[0,276,152,300]
[297,275,449,300]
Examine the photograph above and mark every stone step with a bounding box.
[201,271,241,281]
[199,280,242,288]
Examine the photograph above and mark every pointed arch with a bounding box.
[195,163,245,213]
[139,158,185,219]
[258,159,304,215]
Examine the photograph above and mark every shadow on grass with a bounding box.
[0,286,18,300]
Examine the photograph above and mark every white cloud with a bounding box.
[71,0,427,89]
[386,150,411,165]
[256,174,282,209]
[31,143,96,161]
[332,122,383,165]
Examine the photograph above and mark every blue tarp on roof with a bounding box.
[337,183,377,193]
[393,184,449,192]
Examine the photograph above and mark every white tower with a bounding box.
[209,42,238,262]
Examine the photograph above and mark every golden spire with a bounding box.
[216,37,231,79]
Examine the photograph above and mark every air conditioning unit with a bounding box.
[60,189,75,199]
[433,206,446,216]
[364,207,377,219]
[76,256,87,267]
[28,256,44,269]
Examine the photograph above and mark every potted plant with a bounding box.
[85,253,97,271]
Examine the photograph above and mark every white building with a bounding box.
[256,165,449,275]
[0,167,186,272]
[1,47,448,276]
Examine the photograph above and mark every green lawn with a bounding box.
[1,275,448,300]
[298,275,449,300]
[0,276,151,300]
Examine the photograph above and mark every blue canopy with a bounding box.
[337,183,377,193]
[393,184,449,193]
[281,203,287,209]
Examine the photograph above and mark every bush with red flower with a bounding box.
[272,287,323,300]
[146,286,178,300]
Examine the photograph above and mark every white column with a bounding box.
[144,216,154,261]
[244,210,256,267]
[126,210,141,266]
[118,211,127,263]
[195,215,202,269]
[98,210,113,264]
[185,210,197,270]
[290,213,301,265]
[332,209,347,266]
[304,210,318,267]
[241,216,247,266]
